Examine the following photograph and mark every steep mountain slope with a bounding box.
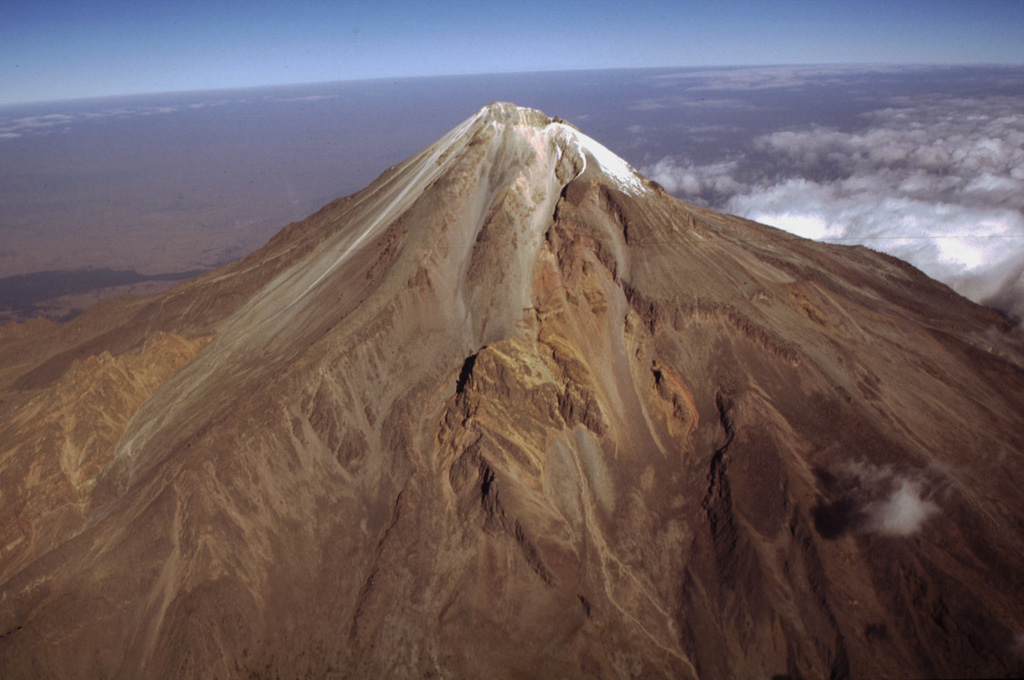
[1,102,1023,679]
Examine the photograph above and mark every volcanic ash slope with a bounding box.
[1,103,1024,679]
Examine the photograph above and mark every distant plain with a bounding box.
[2,65,1022,322]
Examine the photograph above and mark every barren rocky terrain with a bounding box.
[1,103,1023,678]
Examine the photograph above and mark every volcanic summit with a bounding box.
[1,103,1023,678]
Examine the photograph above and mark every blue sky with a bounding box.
[2,0,1023,105]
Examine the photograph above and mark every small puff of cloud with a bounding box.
[1013,631,1024,661]
[862,479,939,536]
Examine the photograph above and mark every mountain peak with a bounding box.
[2,104,1024,679]
[475,101,554,127]
[454,102,651,195]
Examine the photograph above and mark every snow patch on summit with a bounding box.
[557,125,650,195]
[471,104,649,195]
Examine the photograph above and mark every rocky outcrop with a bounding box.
[0,331,211,583]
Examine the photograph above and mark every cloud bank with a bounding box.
[642,94,1024,321]
[0,105,183,140]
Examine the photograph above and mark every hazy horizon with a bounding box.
[3,0,1022,106]
[2,64,1023,323]
[4,59,1024,110]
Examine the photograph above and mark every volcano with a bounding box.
[1,103,1023,679]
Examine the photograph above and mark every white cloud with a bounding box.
[647,94,1024,321]
[728,178,1024,316]
[630,96,761,112]
[828,462,941,537]
[964,173,1024,199]
[648,64,911,92]
[0,104,181,140]
[267,95,337,103]
[862,479,939,536]
[641,157,747,198]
